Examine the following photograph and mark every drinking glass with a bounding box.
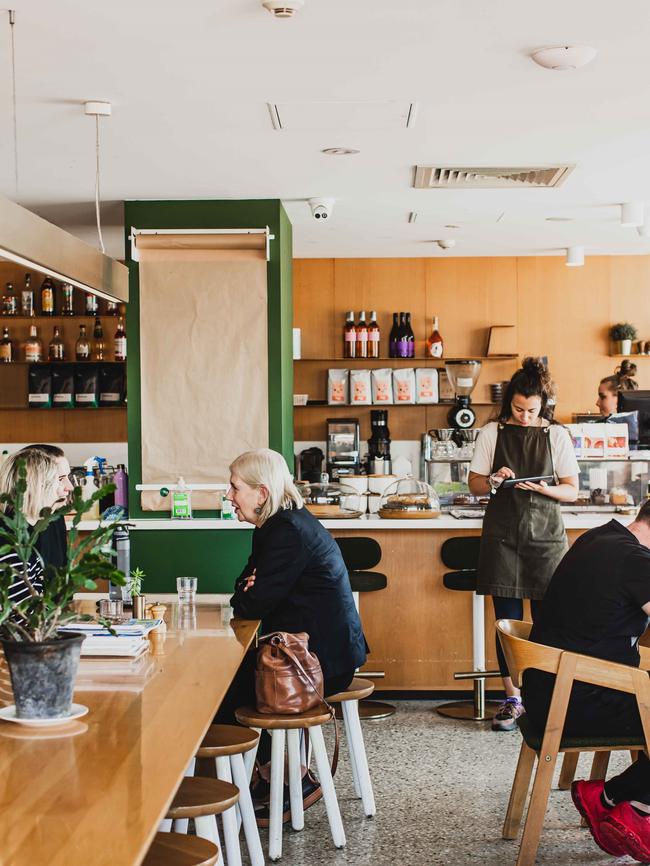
[177,576,198,604]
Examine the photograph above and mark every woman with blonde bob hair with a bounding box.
[220,448,367,819]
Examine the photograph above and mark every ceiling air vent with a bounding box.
[413,165,574,189]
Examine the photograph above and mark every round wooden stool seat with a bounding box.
[196,723,259,758]
[142,832,219,866]
[235,703,333,730]
[166,777,239,820]
[326,677,375,703]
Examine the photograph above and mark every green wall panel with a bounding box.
[130,529,253,594]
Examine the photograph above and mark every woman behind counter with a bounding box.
[468,358,579,732]
[596,359,638,417]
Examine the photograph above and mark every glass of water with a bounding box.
[176,576,198,604]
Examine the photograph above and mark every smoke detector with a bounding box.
[531,45,597,71]
[435,239,456,250]
[262,0,304,17]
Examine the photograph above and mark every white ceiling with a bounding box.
[3,0,650,260]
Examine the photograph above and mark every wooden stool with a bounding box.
[236,704,346,862]
[143,832,219,866]
[165,778,239,866]
[327,677,376,817]
[196,724,264,866]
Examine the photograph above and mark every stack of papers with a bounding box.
[59,619,163,657]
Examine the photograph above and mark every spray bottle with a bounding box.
[82,458,100,520]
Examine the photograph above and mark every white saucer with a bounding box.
[0,703,89,727]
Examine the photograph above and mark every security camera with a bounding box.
[308,197,335,221]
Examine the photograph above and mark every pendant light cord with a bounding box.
[94,113,106,254]
[8,10,18,197]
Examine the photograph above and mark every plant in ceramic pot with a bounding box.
[610,322,638,356]
[129,566,146,619]
[0,461,125,719]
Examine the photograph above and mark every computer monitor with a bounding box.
[618,391,650,448]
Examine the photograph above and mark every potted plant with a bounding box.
[0,461,125,719]
[610,322,638,356]
[129,566,146,619]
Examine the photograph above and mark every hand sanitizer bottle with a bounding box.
[171,477,192,520]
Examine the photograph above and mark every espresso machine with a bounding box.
[367,409,392,474]
[326,417,360,480]
[445,360,482,428]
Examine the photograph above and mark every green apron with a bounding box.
[477,423,567,600]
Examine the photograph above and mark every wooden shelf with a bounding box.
[609,354,650,359]
[295,355,517,363]
[296,401,496,408]
[0,315,120,322]
[0,360,125,366]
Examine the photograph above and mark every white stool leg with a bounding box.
[158,818,173,832]
[174,757,197,834]
[472,591,486,672]
[269,728,286,862]
[341,705,362,798]
[216,756,242,866]
[231,752,265,866]
[195,815,224,866]
[287,729,304,831]
[343,700,376,817]
[245,728,261,782]
[309,725,346,849]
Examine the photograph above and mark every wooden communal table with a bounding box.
[0,603,259,866]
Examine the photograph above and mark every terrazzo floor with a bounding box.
[249,700,641,866]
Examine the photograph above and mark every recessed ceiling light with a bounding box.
[444,224,460,230]
[531,45,597,71]
[546,216,574,222]
[321,147,360,156]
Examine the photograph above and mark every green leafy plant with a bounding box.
[129,566,146,598]
[0,460,126,642]
[610,322,638,341]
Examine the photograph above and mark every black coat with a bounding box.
[230,506,367,679]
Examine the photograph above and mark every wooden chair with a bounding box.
[496,619,650,866]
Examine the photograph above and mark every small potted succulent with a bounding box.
[0,461,125,719]
[610,323,638,356]
[129,567,146,619]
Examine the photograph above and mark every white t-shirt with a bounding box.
[469,421,579,479]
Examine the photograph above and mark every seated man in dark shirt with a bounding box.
[522,505,650,862]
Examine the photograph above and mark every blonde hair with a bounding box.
[0,447,61,523]
[229,448,303,525]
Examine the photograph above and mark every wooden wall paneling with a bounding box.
[515,256,611,422]
[293,404,428,442]
[0,366,28,408]
[292,259,335,359]
[0,408,126,442]
[607,257,650,366]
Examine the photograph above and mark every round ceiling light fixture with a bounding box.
[531,45,597,71]
[262,0,304,17]
[565,245,585,267]
[321,147,360,156]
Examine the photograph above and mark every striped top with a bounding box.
[1,551,44,605]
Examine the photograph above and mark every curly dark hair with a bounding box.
[497,357,556,423]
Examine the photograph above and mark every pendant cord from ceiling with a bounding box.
[8,10,18,198]
[94,113,105,254]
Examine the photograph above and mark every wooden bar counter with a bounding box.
[0,604,259,866]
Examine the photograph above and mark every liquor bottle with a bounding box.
[75,324,90,361]
[61,283,75,316]
[24,324,43,362]
[106,301,119,316]
[343,311,356,359]
[85,292,98,315]
[114,317,127,361]
[40,277,55,316]
[368,310,381,358]
[356,310,368,359]
[92,316,105,361]
[405,312,415,358]
[49,326,65,361]
[426,315,444,358]
[388,312,399,358]
[3,282,17,316]
[21,273,34,317]
[0,327,13,362]
[397,312,409,358]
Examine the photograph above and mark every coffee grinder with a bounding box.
[326,417,360,480]
[445,360,482,428]
[367,409,392,474]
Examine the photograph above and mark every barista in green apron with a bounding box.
[469,358,579,731]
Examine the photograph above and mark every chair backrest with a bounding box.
[440,536,481,570]
[335,537,382,571]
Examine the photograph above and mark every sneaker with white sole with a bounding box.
[491,696,524,731]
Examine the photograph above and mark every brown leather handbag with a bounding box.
[255,631,330,715]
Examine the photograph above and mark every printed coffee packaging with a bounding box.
[51,364,75,408]
[371,368,394,404]
[99,363,125,407]
[392,367,416,404]
[415,368,439,404]
[74,364,99,408]
[328,368,349,405]
[350,369,372,405]
[28,364,52,409]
